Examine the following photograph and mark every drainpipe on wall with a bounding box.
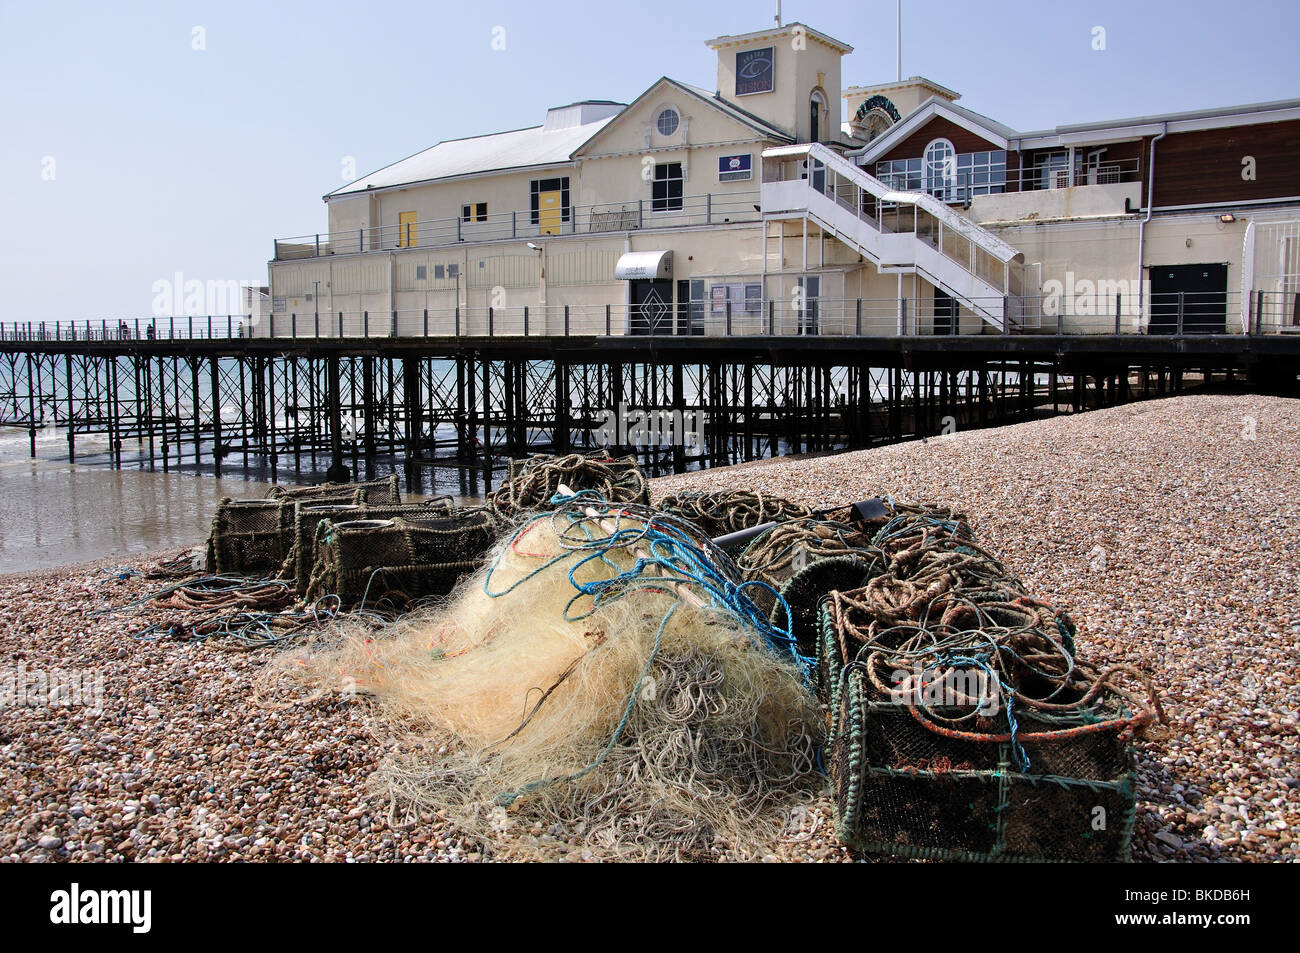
[1137,122,1168,330]
[388,251,396,317]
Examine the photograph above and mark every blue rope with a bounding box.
[935,652,1030,771]
[483,495,814,677]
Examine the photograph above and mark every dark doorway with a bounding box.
[1148,263,1227,334]
[934,288,958,334]
[629,279,673,335]
[676,279,696,335]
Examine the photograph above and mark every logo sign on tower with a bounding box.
[735,47,774,95]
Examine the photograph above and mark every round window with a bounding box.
[656,108,680,137]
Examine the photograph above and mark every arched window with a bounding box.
[809,89,828,143]
[924,138,956,200]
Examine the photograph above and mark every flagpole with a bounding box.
[896,0,902,81]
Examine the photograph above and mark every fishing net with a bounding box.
[271,494,820,861]
[654,489,814,543]
[818,502,1166,862]
[487,453,649,518]
[304,509,502,610]
[282,497,458,596]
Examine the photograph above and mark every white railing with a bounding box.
[274,190,762,260]
[761,144,1025,330]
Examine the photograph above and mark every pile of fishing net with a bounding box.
[270,493,820,860]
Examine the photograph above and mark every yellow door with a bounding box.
[538,191,562,235]
[398,211,418,247]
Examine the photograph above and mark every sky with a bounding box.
[2,0,1298,323]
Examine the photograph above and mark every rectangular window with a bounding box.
[796,276,820,334]
[875,157,922,191]
[530,177,571,226]
[652,162,683,212]
[954,151,1006,199]
[705,281,763,314]
[689,279,706,334]
[878,152,1005,200]
[1034,151,1071,190]
[461,202,488,223]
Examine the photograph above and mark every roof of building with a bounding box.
[326,108,623,199]
[843,76,961,103]
[851,97,1018,161]
[569,76,795,157]
[705,21,853,54]
[853,92,1300,162]
[677,81,796,141]
[1013,96,1300,141]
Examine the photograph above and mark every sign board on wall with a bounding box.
[718,154,752,182]
[735,47,774,96]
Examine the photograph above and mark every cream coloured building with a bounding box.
[266,20,1300,338]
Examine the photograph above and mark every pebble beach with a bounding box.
[2,392,1296,863]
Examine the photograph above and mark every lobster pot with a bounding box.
[488,453,649,517]
[818,599,1137,863]
[287,498,457,595]
[267,474,402,506]
[306,511,500,608]
[768,553,884,679]
[829,669,1138,862]
[206,499,297,575]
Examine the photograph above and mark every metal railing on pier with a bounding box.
[3,291,1288,343]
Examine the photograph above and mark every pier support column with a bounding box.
[325,354,350,483]
[402,356,421,492]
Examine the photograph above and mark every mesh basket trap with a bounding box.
[819,602,1143,863]
[206,477,405,576]
[284,497,457,596]
[305,509,501,609]
[267,474,402,505]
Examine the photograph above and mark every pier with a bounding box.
[1,303,1296,496]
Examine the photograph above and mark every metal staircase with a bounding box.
[761,143,1026,331]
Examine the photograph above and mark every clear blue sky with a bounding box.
[2,0,1298,322]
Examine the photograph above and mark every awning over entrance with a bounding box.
[614,250,672,280]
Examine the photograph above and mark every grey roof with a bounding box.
[326,76,797,199]
[1013,96,1300,140]
[326,114,620,198]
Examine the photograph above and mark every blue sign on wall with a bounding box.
[718,153,752,181]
